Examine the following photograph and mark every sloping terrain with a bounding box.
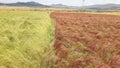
[0,1,49,7]
[1,2,120,10]
[82,4,120,10]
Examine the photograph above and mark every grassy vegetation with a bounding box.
[0,11,55,68]
[82,11,120,15]
[97,12,120,15]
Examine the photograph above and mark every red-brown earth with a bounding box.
[51,12,120,68]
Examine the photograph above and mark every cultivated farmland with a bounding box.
[51,12,120,68]
[0,11,55,68]
[0,10,120,68]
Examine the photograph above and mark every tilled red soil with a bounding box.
[51,12,120,68]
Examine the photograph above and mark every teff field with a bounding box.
[0,9,120,68]
[0,11,55,68]
[51,12,120,68]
